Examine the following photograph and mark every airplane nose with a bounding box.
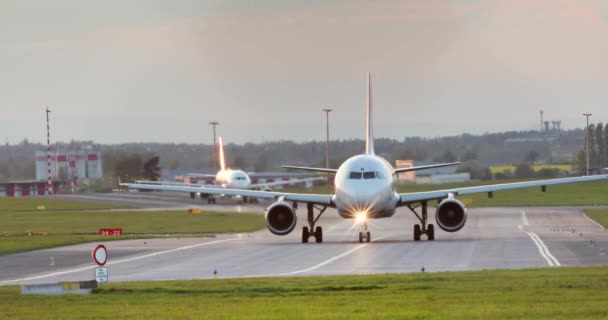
[337,189,381,215]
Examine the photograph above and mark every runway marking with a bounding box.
[525,231,561,267]
[277,234,393,276]
[0,238,239,285]
[521,211,529,226]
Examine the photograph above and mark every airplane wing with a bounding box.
[122,182,335,207]
[250,176,326,190]
[133,180,213,188]
[398,174,608,205]
[282,165,338,174]
[393,162,461,174]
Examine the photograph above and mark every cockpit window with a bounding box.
[349,172,362,179]
[363,171,376,179]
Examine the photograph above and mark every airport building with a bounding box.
[0,181,67,197]
[35,148,103,181]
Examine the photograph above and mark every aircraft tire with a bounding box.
[427,224,435,241]
[358,232,363,243]
[315,226,323,243]
[302,227,309,243]
[366,231,371,243]
[414,224,421,241]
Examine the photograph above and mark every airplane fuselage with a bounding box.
[215,169,251,189]
[333,154,399,219]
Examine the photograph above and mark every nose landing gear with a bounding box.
[358,223,371,243]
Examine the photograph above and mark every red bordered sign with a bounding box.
[92,244,108,266]
[99,228,122,236]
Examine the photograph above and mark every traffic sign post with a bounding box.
[95,267,108,283]
[92,244,108,266]
[92,244,109,286]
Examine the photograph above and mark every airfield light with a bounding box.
[355,212,367,224]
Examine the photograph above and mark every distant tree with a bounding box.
[604,124,608,167]
[115,153,144,181]
[575,150,587,174]
[254,152,269,171]
[232,155,248,169]
[434,151,457,163]
[524,151,540,165]
[595,123,605,167]
[535,168,560,179]
[455,161,491,180]
[399,148,415,160]
[460,150,478,162]
[494,170,513,180]
[514,163,534,178]
[143,156,161,181]
[588,124,598,167]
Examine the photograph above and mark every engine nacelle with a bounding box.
[435,198,467,232]
[265,201,297,236]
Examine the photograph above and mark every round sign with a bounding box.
[92,244,108,266]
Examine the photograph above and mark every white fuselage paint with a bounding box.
[332,154,399,219]
[215,169,252,190]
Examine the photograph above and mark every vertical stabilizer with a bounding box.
[218,136,226,171]
[365,72,375,155]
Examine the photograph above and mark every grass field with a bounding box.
[0,197,130,211]
[1,267,608,319]
[0,198,265,255]
[288,179,608,207]
[584,209,608,228]
[490,164,573,174]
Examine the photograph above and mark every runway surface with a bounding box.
[1,192,608,285]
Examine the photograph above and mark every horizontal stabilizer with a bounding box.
[282,165,338,174]
[393,162,461,174]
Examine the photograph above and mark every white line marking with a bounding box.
[521,211,529,226]
[525,231,560,267]
[0,238,239,284]
[277,234,392,276]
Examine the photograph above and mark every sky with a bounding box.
[1,0,608,145]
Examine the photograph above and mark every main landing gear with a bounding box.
[406,200,435,241]
[358,223,371,243]
[302,203,327,243]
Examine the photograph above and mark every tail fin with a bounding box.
[218,136,226,171]
[365,72,375,155]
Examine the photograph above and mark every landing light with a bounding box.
[355,212,367,224]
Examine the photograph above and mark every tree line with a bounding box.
[576,123,608,172]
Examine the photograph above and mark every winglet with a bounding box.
[365,72,375,155]
[218,136,226,171]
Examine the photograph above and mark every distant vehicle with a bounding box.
[125,73,608,243]
[134,136,323,204]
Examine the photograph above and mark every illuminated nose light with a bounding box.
[355,212,367,224]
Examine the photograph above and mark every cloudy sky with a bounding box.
[1,0,608,144]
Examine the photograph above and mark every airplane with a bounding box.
[123,73,608,243]
[133,136,324,204]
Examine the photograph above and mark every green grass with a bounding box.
[287,180,608,207]
[0,208,265,255]
[584,209,608,228]
[0,197,130,211]
[2,267,608,319]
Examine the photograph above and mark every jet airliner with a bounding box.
[134,136,323,203]
[124,73,608,243]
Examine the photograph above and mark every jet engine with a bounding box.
[265,201,297,235]
[435,198,467,232]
